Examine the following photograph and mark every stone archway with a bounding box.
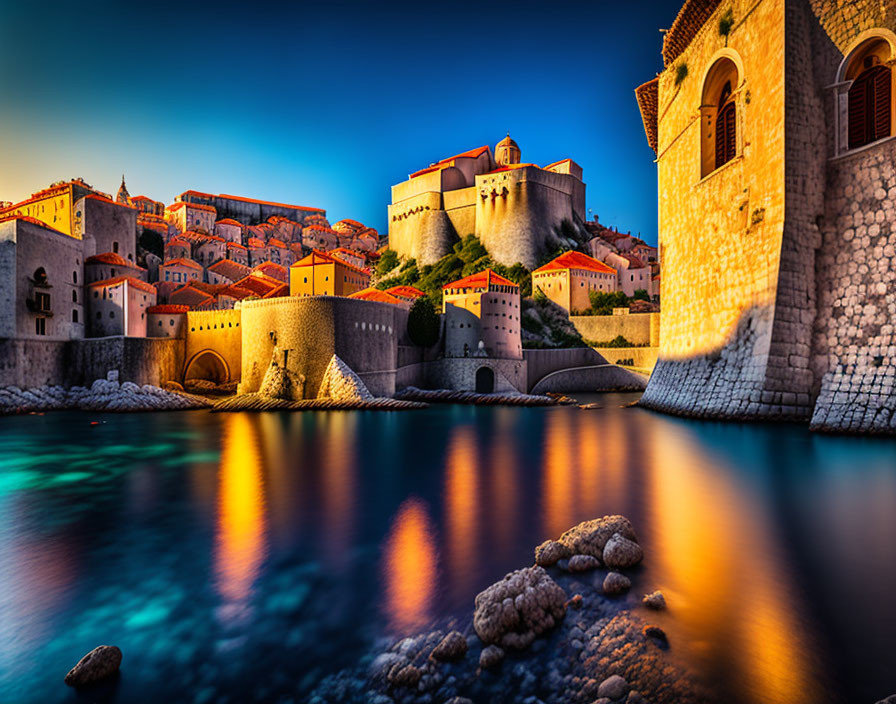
[475,366,495,394]
[184,349,230,384]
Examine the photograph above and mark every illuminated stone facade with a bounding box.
[636,0,896,433]
[389,137,586,268]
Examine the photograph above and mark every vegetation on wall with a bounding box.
[674,62,689,86]
[719,9,735,40]
[576,289,651,316]
[406,296,440,347]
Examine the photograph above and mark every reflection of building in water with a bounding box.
[215,414,267,615]
[320,413,357,565]
[444,426,479,600]
[382,497,437,633]
[644,420,819,704]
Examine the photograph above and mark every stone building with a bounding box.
[160,257,203,285]
[289,250,370,298]
[442,269,523,359]
[86,276,157,337]
[174,190,325,228]
[84,252,146,284]
[165,201,217,234]
[635,0,896,433]
[0,178,101,238]
[532,251,618,314]
[388,135,586,268]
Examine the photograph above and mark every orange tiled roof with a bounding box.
[130,195,159,203]
[165,238,190,249]
[410,145,491,179]
[252,261,288,281]
[635,78,659,154]
[349,288,404,304]
[226,241,247,250]
[85,252,145,269]
[291,249,368,275]
[217,193,325,213]
[219,284,253,300]
[443,268,517,291]
[197,234,226,244]
[170,284,216,309]
[663,0,723,66]
[87,275,157,294]
[0,214,66,234]
[166,201,217,213]
[384,285,425,299]
[533,251,616,276]
[84,193,136,210]
[162,257,203,271]
[146,304,189,314]
[330,246,365,258]
[267,238,286,248]
[208,259,251,280]
[488,163,538,174]
[232,271,283,297]
[215,218,243,227]
[247,237,265,248]
[262,283,289,299]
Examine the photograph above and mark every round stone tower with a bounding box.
[495,134,521,166]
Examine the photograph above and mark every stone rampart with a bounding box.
[570,313,660,346]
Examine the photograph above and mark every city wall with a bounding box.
[570,313,660,346]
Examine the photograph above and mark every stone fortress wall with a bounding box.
[640,0,896,432]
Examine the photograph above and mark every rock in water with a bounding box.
[388,663,421,688]
[317,354,373,401]
[479,645,505,669]
[430,630,468,662]
[603,532,644,568]
[64,645,122,687]
[473,566,566,650]
[568,554,601,572]
[597,674,630,700]
[643,591,666,610]
[535,539,570,566]
[603,571,632,595]
[557,516,639,559]
[875,697,896,704]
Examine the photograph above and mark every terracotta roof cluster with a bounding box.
[635,78,660,154]
[292,249,368,276]
[443,268,518,291]
[88,276,157,294]
[252,261,288,282]
[84,193,136,210]
[227,242,247,250]
[170,284,216,309]
[85,252,145,269]
[167,201,217,214]
[533,251,617,276]
[247,237,265,248]
[166,238,191,249]
[349,288,404,305]
[215,218,243,227]
[217,193,325,214]
[662,0,723,67]
[146,304,189,314]
[268,238,286,248]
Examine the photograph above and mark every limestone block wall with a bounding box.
[425,357,527,394]
[474,168,578,268]
[570,313,660,346]
[184,309,242,382]
[388,191,454,265]
[523,347,609,391]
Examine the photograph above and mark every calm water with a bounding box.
[0,396,894,704]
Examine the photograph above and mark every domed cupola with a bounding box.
[495,133,521,166]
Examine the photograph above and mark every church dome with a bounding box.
[495,134,521,166]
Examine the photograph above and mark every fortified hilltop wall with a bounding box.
[638,0,896,433]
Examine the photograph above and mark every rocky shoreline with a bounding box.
[0,374,211,415]
[307,515,712,704]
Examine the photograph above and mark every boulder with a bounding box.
[479,645,505,669]
[603,571,631,596]
[597,674,630,700]
[473,566,566,650]
[603,533,643,569]
[430,630,468,662]
[535,539,570,566]
[568,554,601,572]
[566,594,583,609]
[388,663,422,688]
[642,591,666,610]
[161,380,185,393]
[875,697,896,704]
[644,625,668,648]
[317,354,373,401]
[63,645,122,688]
[558,516,639,559]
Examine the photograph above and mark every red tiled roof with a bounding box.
[291,249,368,275]
[170,284,216,309]
[443,268,517,291]
[267,238,286,248]
[215,218,243,227]
[87,276,157,294]
[330,246,365,258]
[85,252,145,269]
[165,238,190,249]
[162,257,203,271]
[83,194,136,211]
[130,195,159,203]
[232,272,283,297]
[208,259,251,281]
[217,193,325,213]
[247,237,265,248]
[262,283,289,299]
[349,288,404,304]
[303,224,338,234]
[384,285,425,299]
[227,241,247,250]
[252,261,288,282]
[146,304,189,314]
[533,251,616,276]
[166,201,217,213]
[635,77,660,154]
[410,145,491,178]
[218,284,253,300]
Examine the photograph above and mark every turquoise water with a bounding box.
[0,397,894,703]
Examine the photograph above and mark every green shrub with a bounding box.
[632,288,650,302]
[594,335,633,348]
[588,290,630,315]
[376,249,399,276]
[407,296,440,347]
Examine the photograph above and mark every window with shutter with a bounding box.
[849,64,892,149]
[716,102,736,169]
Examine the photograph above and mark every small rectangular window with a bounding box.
[35,317,46,335]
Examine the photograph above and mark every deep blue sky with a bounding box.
[0,0,673,245]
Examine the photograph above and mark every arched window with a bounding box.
[701,56,740,177]
[848,54,891,149]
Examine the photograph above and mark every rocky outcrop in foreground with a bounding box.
[308,515,710,704]
[318,355,374,402]
[395,387,557,407]
[64,645,121,688]
[0,375,211,415]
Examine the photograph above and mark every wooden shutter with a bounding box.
[848,75,869,149]
[872,65,891,141]
[715,102,736,169]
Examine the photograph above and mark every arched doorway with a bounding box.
[475,366,495,394]
[184,350,229,384]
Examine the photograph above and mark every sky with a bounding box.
[0,0,673,245]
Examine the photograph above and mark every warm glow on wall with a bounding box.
[382,497,437,633]
[542,410,576,539]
